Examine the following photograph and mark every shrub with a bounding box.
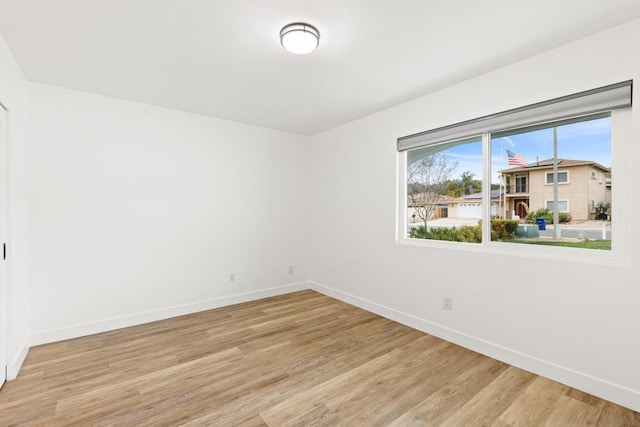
[408,225,429,239]
[458,225,482,243]
[409,225,476,242]
[526,208,551,224]
[526,208,571,224]
[558,212,572,223]
[424,226,462,241]
[490,219,519,241]
[408,219,516,243]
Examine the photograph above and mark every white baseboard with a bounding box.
[6,338,30,380]
[29,282,309,347]
[309,281,640,413]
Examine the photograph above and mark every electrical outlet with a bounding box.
[443,296,452,311]
[288,265,294,275]
[229,273,235,283]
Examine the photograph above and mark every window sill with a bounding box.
[396,236,628,267]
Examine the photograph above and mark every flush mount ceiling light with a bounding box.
[280,22,320,55]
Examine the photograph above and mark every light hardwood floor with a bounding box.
[1,290,638,426]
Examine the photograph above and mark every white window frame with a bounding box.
[396,81,632,266]
[545,170,569,185]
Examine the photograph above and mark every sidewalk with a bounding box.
[555,220,610,230]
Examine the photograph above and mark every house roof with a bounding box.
[462,189,503,201]
[502,158,610,173]
[408,193,457,206]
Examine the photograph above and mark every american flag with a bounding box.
[506,149,527,167]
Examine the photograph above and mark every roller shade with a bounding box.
[407,136,481,166]
[397,80,632,152]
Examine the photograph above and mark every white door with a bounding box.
[0,104,7,388]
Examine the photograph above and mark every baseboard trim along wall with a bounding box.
[29,282,309,347]
[6,337,30,380]
[308,282,640,413]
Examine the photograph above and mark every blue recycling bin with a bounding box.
[535,218,547,230]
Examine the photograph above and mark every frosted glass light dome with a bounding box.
[280,23,320,55]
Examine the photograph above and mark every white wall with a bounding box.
[309,19,640,411]
[28,84,310,343]
[0,34,31,378]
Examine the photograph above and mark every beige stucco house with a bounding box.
[501,158,610,221]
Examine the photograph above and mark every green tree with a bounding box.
[460,171,481,195]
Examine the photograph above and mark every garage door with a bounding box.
[457,202,482,219]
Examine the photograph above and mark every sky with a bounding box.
[441,116,611,185]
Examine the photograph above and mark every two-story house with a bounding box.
[501,158,611,221]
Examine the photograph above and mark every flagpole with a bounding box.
[553,127,560,239]
[501,144,506,218]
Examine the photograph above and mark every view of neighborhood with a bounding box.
[406,114,612,250]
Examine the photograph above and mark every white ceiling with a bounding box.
[1,0,640,135]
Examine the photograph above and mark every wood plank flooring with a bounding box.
[1,290,638,426]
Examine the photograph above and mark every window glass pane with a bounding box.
[407,137,483,243]
[490,114,611,250]
[546,200,568,211]
[546,171,568,183]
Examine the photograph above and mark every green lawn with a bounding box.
[510,238,611,250]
